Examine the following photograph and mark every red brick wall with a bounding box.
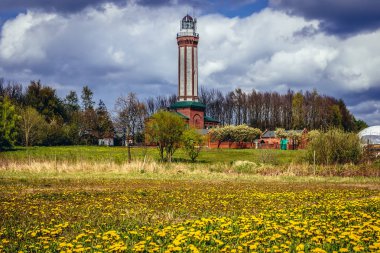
[204,121,218,129]
[177,108,204,129]
[208,141,254,149]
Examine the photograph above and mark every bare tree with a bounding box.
[114,93,147,162]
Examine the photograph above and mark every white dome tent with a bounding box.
[358,126,380,145]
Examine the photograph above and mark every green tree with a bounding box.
[145,111,186,162]
[96,100,114,139]
[63,91,81,144]
[182,128,204,162]
[81,86,95,110]
[231,125,261,147]
[79,86,97,144]
[209,125,261,148]
[0,97,19,150]
[25,80,65,122]
[43,119,71,146]
[18,106,48,146]
[292,92,304,129]
[233,125,250,144]
[64,90,80,113]
[354,118,368,132]
[209,125,234,148]
[247,127,262,146]
[330,104,343,129]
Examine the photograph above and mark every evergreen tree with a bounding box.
[81,86,95,110]
[64,91,80,113]
[95,100,114,138]
[79,86,97,144]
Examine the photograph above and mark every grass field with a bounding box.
[0,146,303,165]
[0,177,379,252]
[1,146,379,177]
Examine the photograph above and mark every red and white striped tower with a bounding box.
[177,14,199,101]
[171,15,219,129]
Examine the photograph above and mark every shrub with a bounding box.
[182,128,205,162]
[275,128,288,139]
[209,125,261,148]
[306,129,362,165]
[307,130,321,142]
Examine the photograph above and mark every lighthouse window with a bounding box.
[183,21,193,29]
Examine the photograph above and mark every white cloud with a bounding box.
[0,3,379,124]
[0,12,57,62]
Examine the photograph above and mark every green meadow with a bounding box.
[0,146,303,165]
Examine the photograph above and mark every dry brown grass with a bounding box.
[1,159,380,185]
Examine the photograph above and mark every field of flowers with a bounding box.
[1,179,379,252]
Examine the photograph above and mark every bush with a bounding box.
[182,128,204,162]
[232,160,259,174]
[209,125,261,148]
[306,129,362,165]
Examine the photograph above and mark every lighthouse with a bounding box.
[171,15,219,129]
[177,14,199,101]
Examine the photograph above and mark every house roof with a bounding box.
[204,115,219,123]
[170,101,206,110]
[262,131,276,138]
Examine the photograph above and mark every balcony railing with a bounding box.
[177,31,199,38]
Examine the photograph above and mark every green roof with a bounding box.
[170,101,206,110]
[204,115,219,123]
[175,111,189,119]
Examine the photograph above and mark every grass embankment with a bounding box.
[0,178,379,252]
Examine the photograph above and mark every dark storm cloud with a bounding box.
[0,0,128,13]
[0,0,205,13]
[0,0,264,19]
[343,86,380,106]
[269,0,380,36]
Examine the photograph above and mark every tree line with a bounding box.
[198,87,367,131]
[0,78,367,149]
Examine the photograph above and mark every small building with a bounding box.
[98,138,114,146]
[358,126,380,145]
[259,129,308,149]
[358,126,380,156]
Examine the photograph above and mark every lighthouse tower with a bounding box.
[171,15,219,129]
[177,14,199,101]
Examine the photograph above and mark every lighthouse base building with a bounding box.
[170,101,219,129]
[170,14,218,129]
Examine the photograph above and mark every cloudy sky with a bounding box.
[0,0,380,125]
